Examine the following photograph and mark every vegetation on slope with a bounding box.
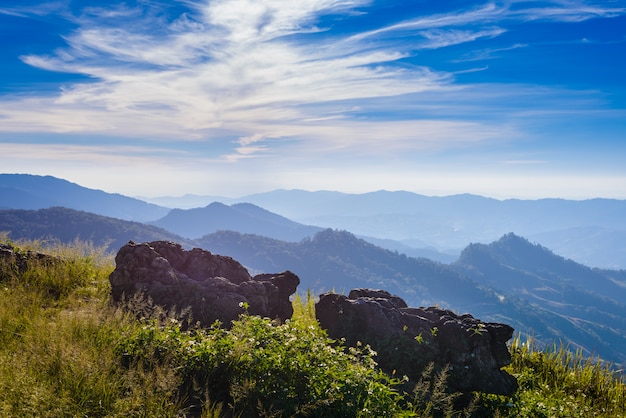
[0,207,192,250]
[4,207,626,368]
[0,238,623,417]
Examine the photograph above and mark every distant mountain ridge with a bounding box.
[3,174,626,268]
[196,229,626,367]
[0,207,193,251]
[145,188,626,268]
[0,173,168,222]
[149,202,323,241]
[225,189,626,269]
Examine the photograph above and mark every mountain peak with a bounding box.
[150,201,322,241]
[458,232,558,267]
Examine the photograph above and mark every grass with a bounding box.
[0,238,624,417]
[496,335,625,417]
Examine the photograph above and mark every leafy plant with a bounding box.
[117,303,406,416]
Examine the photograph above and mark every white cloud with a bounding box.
[509,1,625,23]
[453,43,528,62]
[0,9,27,17]
[0,0,624,165]
[1,0,458,155]
[417,27,506,49]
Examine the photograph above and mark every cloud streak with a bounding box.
[0,0,624,166]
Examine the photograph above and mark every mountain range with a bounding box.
[0,207,194,251]
[6,173,625,268]
[140,188,626,269]
[220,189,626,269]
[0,174,168,222]
[1,173,626,367]
[197,229,626,366]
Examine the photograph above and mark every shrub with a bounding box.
[116,306,406,417]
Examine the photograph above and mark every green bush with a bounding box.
[116,308,405,417]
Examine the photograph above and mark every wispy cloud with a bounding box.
[508,0,625,23]
[0,0,624,164]
[0,9,26,17]
[453,43,528,62]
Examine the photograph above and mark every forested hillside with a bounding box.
[198,229,492,308]
[0,207,193,251]
[198,230,626,367]
[149,202,322,240]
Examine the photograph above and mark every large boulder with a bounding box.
[316,289,518,395]
[109,241,299,327]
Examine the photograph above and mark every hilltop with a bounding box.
[0,239,623,417]
[148,201,322,241]
[198,229,626,367]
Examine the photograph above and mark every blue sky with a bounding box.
[1,0,625,199]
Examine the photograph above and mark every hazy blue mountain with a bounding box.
[0,174,169,222]
[1,175,445,255]
[233,189,495,219]
[196,228,494,310]
[453,233,626,366]
[0,207,193,252]
[197,229,626,366]
[7,175,625,268]
[149,202,323,240]
[138,193,235,209]
[227,190,626,269]
[528,226,626,270]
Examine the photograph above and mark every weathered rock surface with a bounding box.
[109,241,517,395]
[0,243,56,279]
[316,289,518,395]
[109,240,299,327]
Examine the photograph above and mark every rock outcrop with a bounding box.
[316,289,518,395]
[0,243,56,278]
[109,241,517,395]
[109,241,299,327]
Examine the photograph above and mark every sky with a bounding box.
[1,0,625,199]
